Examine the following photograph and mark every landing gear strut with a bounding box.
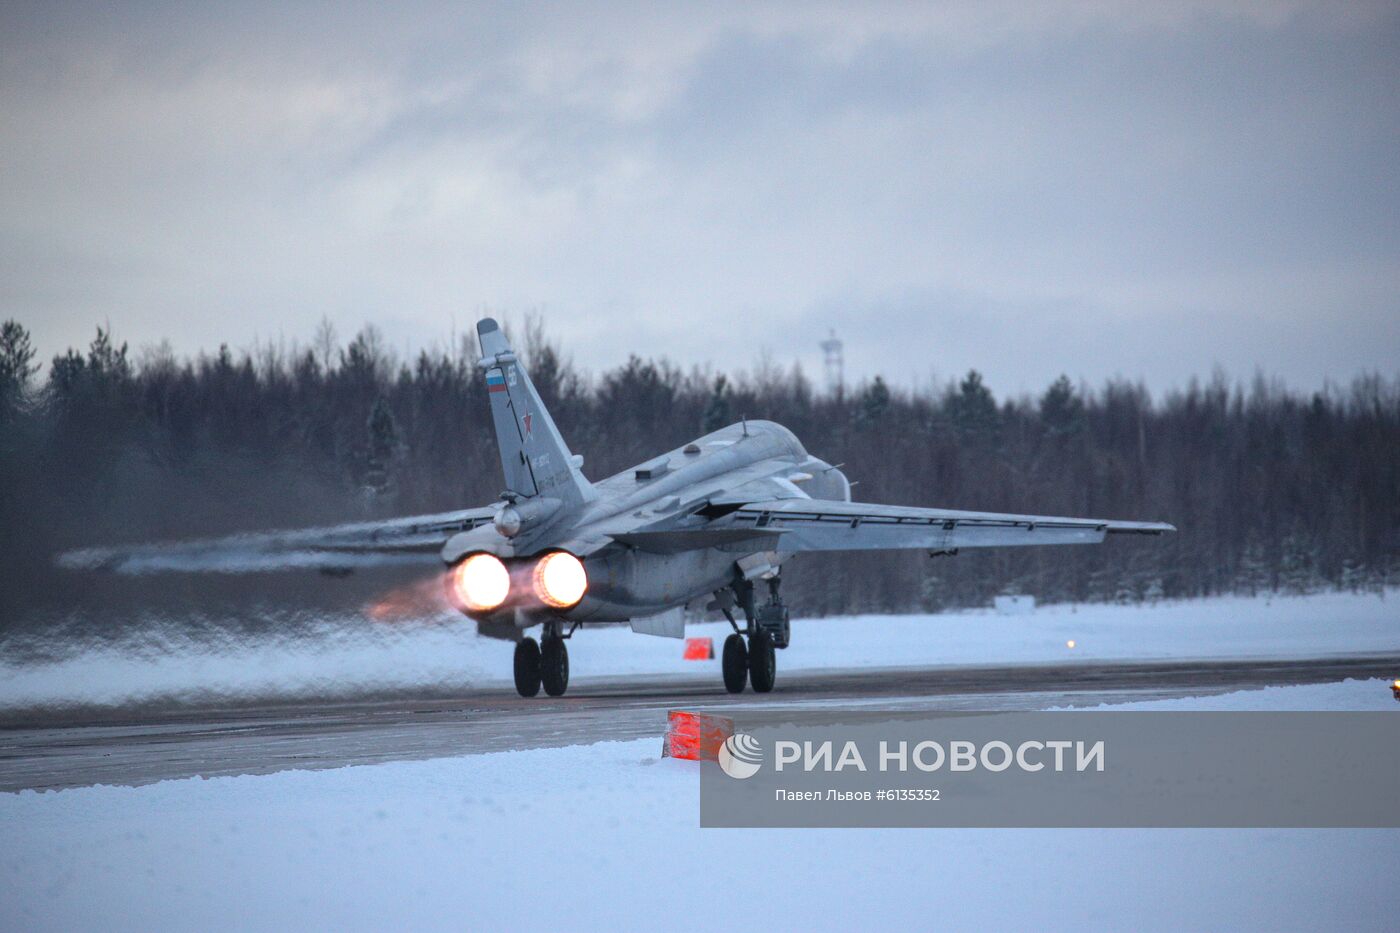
[718,573,789,694]
[755,576,791,649]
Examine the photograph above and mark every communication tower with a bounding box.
[820,329,844,398]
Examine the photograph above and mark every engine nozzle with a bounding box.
[450,553,511,613]
[532,551,588,609]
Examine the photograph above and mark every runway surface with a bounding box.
[3,653,1397,792]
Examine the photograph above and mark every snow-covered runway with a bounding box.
[2,653,1396,792]
[2,590,1397,791]
[3,678,1398,932]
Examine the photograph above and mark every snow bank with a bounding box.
[1,590,1396,712]
[1077,676,1400,711]
[2,679,1397,932]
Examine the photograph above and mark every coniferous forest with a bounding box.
[2,316,1398,632]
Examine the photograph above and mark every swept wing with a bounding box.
[59,507,494,574]
[695,497,1174,553]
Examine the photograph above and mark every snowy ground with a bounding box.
[3,592,1396,930]
[3,678,1398,932]
[2,589,1396,712]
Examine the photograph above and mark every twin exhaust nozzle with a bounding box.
[450,551,587,614]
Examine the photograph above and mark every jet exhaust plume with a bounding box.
[366,573,455,622]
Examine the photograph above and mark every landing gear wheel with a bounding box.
[514,637,541,698]
[541,636,569,697]
[722,633,748,694]
[748,631,776,693]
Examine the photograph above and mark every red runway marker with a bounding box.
[683,637,714,660]
[663,710,734,760]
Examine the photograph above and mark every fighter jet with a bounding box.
[62,318,1175,697]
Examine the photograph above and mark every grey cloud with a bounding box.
[1,2,1396,393]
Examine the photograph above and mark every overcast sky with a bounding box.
[2,1,1397,396]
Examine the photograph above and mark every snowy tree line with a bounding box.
[2,317,1397,624]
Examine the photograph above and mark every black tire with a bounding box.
[514,637,542,697]
[749,631,776,693]
[722,633,748,694]
[541,636,569,697]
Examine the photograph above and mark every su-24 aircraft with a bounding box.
[63,318,1176,697]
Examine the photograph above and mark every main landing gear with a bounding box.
[514,621,571,697]
[720,575,789,694]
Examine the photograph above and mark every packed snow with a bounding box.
[2,590,1396,713]
[3,678,1398,931]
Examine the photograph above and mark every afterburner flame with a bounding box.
[533,551,588,609]
[452,553,511,612]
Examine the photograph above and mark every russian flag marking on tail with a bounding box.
[486,371,508,393]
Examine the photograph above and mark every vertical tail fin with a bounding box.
[476,318,594,506]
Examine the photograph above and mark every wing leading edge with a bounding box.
[706,498,1175,553]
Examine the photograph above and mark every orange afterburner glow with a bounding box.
[453,553,511,612]
[533,551,588,609]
